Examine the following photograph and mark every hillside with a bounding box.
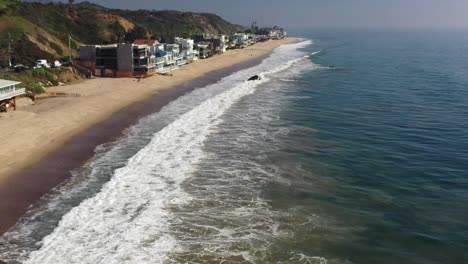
[0,0,245,66]
[113,9,244,38]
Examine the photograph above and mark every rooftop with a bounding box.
[133,39,159,46]
[0,79,21,88]
[81,44,119,48]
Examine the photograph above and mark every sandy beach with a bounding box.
[0,38,296,233]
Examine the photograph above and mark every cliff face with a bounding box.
[114,10,244,37]
[0,0,245,65]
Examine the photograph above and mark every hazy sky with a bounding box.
[56,0,468,29]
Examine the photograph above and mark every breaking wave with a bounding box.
[2,40,317,263]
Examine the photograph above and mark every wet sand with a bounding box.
[0,38,297,234]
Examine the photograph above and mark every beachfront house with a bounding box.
[256,34,269,42]
[192,49,199,61]
[276,27,287,39]
[193,34,226,55]
[154,43,168,73]
[163,44,179,71]
[132,44,153,75]
[247,33,257,45]
[219,35,227,53]
[0,80,26,112]
[175,37,195,63]
[229,34,247,49]
[165,43,185,67]
[80,44,129,77]
[256,27,287,40]
[226,35,237,49]
[132,39,164,75]
[79,39,171,77]
[195,42,214,59]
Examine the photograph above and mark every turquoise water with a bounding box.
[1,31,468,263]
[269,29,468,263]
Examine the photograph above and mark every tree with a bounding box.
[124,26,148,43]
[183,23,202,38]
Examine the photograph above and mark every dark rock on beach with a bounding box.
[248,75,261,81]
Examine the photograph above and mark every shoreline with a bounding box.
[0,38,298,234]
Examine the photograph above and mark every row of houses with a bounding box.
[227,33,257,49]
[256,27,287,41]
[79,40,178,78]
[1,29,287,111]
[78,30,286,78]
[0,32,239,111]
[79,35,223,78]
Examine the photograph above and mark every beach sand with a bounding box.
[0,38,296,233]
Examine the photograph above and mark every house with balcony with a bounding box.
[195,42,214,59]
[0,80,26,112]
[229,34,247,49]
[165,43,184,67]
[247,33,257,45]
[175,37,195,63]
[80,44,132,77]
[162,44,178,71]
[192,49,199,61]
[79,39,170,77]
[193,34,226,54]
[132,45,153,75]
[133,39,167,75]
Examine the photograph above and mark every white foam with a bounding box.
[24,40,313,264]
[288,254,329,264]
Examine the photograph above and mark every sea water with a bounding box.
[1,30,468,264]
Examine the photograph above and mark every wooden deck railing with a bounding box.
[71,60,94,78]
[0,88,26,101]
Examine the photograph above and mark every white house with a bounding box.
[175,37,195,62]
[0,79,26,112]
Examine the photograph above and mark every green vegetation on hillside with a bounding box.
[0,67,82,94]
[113,9,245,38]
[0,0,246,66]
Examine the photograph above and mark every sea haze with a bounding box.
[1,29,468,264]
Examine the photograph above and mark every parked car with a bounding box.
[51,60,62,68]
[14,64,26,72]
[35,59,50,68]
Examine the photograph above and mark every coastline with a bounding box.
[0,38,297,234]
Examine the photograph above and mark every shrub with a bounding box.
[49,41,63,55]
[31,67,46,78]
[26,82,45,94]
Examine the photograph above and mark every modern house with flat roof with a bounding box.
[0,79,26,112]
[193,34,226,54]
[133,39,167,75]
[175,38,195,63]
[228,34,247,49]
[164,43,181,69]
[79,44,133,77]
[79,40,169,77]
[195,42,214,59]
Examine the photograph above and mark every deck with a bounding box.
[0,88,26,101]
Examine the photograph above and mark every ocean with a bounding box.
[1,29,468,264]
